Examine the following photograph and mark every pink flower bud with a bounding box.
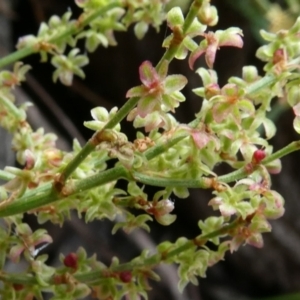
[24,149,35,169]
[153,199,174,217]
[272,48,285,65]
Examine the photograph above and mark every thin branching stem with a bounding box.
[0,216,241,286]
[0,2,121,69]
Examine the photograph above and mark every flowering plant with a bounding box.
[0,0,299,299]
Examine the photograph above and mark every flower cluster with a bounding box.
[0,1,298,299]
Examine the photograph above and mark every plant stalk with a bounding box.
[0,216,241,286]
[0,2,121,70]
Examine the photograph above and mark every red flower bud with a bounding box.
[13,284,24,291]
[252,149,266,164]
[63,253,78,269]
[119,271,132,283]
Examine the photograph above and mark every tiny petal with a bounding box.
[293,102,300,117]
[205,43,218,69]
[247,233,264,248]
[208,196,222,207]
[266,158,282,174]
[9,244,25,263]
[157,60,169,79]
[139,61,159,88]
[137,95,158,117]
[218,28,244,47]
[191,131,210,149]
[230,236,244,253]
[155,213,177,226]
[126,85,146,98]
[219,203,236,216]
[134,21,149,40]
[212,102,231,123]
[189,46,207,69]
[164,74,188,94]
[219,33,243,48]
[127,108,138,121]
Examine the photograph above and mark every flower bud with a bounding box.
[153,199,175,217]
[63,252,78,269]
[197,4,218,27]
[242,66,258,82]
[119,271,132,283]
[49,15,61,28]
[24,149,35,170]
[252,149,266,164]
[272,48,285,65]
[16,35,38,50]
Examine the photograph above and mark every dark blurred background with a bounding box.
[1,0,300,299]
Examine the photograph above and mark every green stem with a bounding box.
[0,170,15,181]
[165,217,240,258]
[0,48,34,70]
[0,94,24,121]
[245,74,276,95]
[63,165,128,195]
[103,97,139,130]
[1,137,299,217]
[0,167,128,217]
[262,140,300,164]
[58,96,140,184]
[182,0,204,34]
[0,189,58,217]
[156,46,181,71]
[132,171,212,188]
[53,0,276,185]
[218,167,249,184]
[57,140,96,184]
[144,133,188,160]
[0,217,241,286]
[0,2,121,69]
[0,0,297,219]
[156,0,206,70]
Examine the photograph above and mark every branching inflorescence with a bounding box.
[0,0,299,299]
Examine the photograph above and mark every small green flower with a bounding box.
[162,7,206,60]
[52,48,89,85]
